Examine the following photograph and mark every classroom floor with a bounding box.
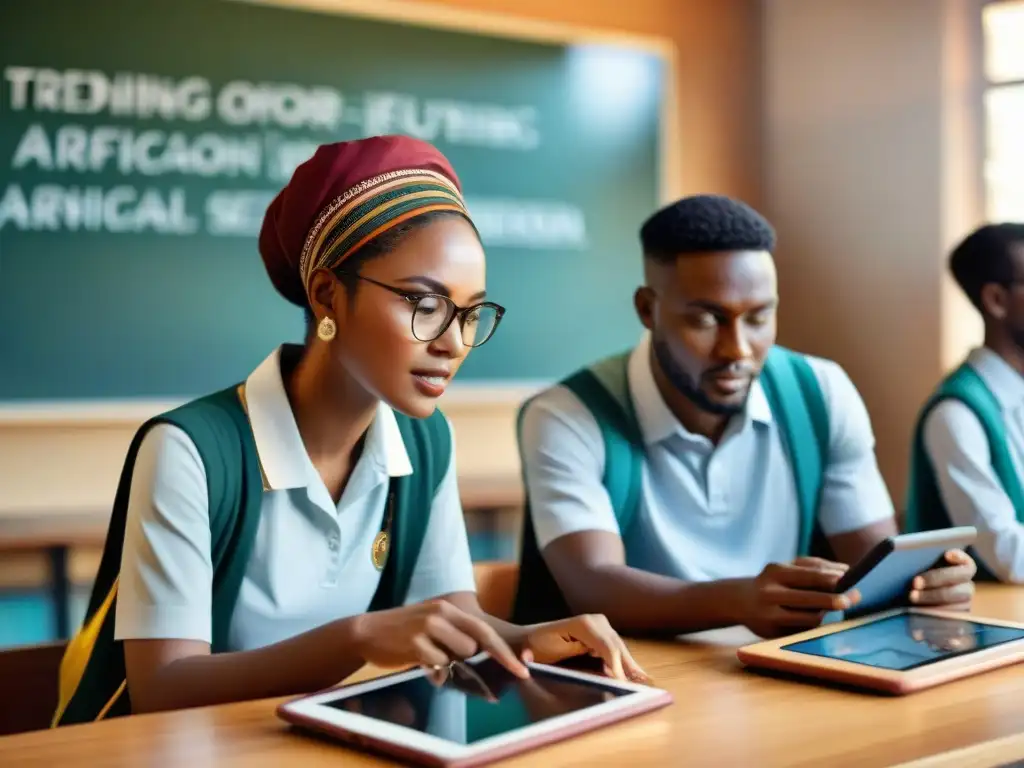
[0,527,518,650]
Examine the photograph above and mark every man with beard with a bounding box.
[905,223,1024,583]
[511,195,975,639]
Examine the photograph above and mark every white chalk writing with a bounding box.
[1,65,586,247]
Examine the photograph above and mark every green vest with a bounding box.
[52,385,450,727]
[904,362,1024,581]
[511,346,831,625]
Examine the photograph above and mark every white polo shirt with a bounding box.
[114,346,477,651]
[923,347,1024,582]
[519,333,894,581]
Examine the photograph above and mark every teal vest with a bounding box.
[904,362,1024,581]
[52,385,450,727]
[511,346,831,625]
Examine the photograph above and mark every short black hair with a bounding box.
[949,223,1024,312]
[640,194,776,261]
[303,208,472,337]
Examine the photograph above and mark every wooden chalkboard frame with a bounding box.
[0,0,677,425]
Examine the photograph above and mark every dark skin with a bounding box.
[124,216,646,715]
[978,242,1024,377]
[542,249,976,640]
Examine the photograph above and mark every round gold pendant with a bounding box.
[371,531,390,571]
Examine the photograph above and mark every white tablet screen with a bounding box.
[320,657,632,745]
[782,613,1024,670]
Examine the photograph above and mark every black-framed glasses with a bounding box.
[337,271,505,348]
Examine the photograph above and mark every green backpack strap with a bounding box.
[563,353,645,532]
[760,347,831,557]
[177,388,266,653]
[905,364,1022,581]
[946,368,1014,490]
[370,410,452,611]
[511,353,642,625]
[53,386,263,726]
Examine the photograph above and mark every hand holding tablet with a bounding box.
[832,527,978,617]
[737,557,862,639]
[736,527,1000,695]
[735,527,979,640]
[906,548,977,610]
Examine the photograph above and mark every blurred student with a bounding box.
[906,223,1024,582]
[53,135,644,727]
[513,195,976,638]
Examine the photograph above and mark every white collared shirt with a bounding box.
[114,347,476,651]
[519,333,894,581]
[923,347,1024,582]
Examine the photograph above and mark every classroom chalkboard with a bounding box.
[0,0,664,401]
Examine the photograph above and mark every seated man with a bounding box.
[512,195,975,638]
[905,223,1024,582]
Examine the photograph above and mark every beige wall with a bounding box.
[763,0,985,508]
[0,0,763,583]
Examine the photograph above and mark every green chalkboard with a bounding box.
[0,0,663,401]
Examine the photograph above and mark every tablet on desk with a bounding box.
[277,654,672,767]
[835,527,977,616]
[737,608,1024,694]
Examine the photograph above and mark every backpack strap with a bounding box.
[939,366,1024,518]
[511,352,642,625]
[370,410,452,611]
[906,364,1024,539]
[186,387,265,652]
[53,386,262,726]
[561,352,645,533]
[760,348,830,557]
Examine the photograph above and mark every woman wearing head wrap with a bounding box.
[53,136,646,725]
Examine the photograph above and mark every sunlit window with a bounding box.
[982,1,1024,220]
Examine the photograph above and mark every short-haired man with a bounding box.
[513,195,976,638]
[906,224,1024,583]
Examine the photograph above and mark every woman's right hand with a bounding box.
[345,599,530,679]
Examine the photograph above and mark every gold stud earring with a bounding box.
[317,316,336,342]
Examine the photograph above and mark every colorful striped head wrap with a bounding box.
[258,135,471,307]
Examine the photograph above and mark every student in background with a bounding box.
[513,195,976,638]
[906,223,1024,582]
[53,136,645,727]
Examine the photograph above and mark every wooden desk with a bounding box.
[5,586,1024,766]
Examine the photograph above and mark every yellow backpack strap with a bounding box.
[52,385,263,726]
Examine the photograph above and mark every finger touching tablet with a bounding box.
[277,653,672,767]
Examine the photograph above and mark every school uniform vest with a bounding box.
[511,346,832,625]
[52,385,450,727]
[904,363,1024,581]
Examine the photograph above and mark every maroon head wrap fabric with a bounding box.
[258,135,468,307]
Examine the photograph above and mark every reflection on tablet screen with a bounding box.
[324,657,630,744]
[782,613,1024,671]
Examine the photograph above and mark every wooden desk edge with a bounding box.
[894,731,1024,767]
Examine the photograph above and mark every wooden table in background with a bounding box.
[5,586,1024,766]
[0,473,525,640]
[0,509,109,640]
